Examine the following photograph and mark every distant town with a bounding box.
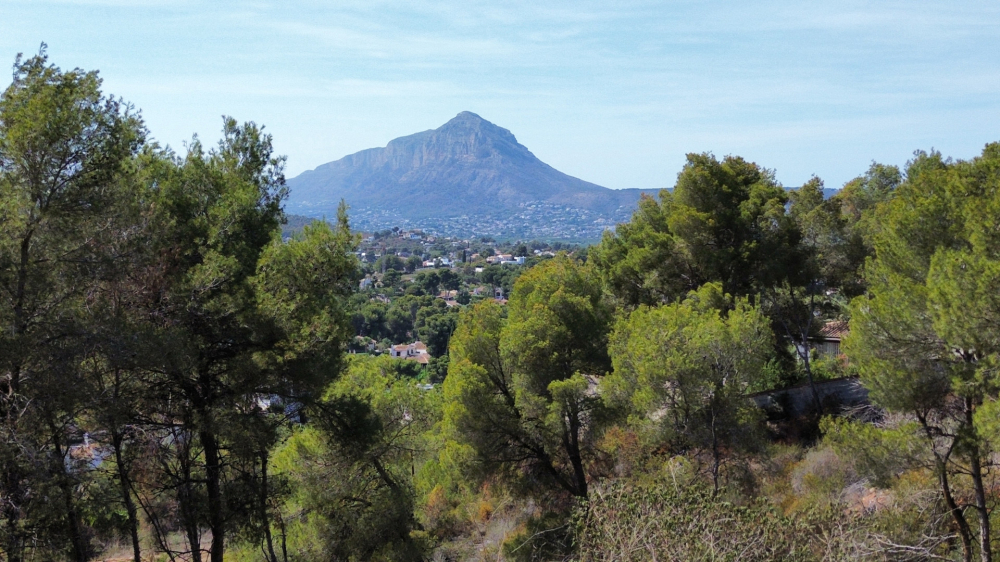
[338,200,634,242]
[345,226,582,369]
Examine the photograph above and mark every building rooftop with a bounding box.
[818,320,849,341]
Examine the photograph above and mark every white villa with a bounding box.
[390,341,430,364]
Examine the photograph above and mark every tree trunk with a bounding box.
[915,415,973,561]
[562,402,588,498]
[916,412,972,562]
[1,232,33,561]
[175,430,202,562]
[63,479,89,562]
[710,404,720,495]
[971,452,992,562]
[201,429,226,562]
[259,450,278,562]
[940,458,974,562]
[183,512,202,562]
[10,230,34,394]
[804,291,822,414]
[801,349,823,415]
[775,288,823,414]
[49,423,88,562]
[276,508,289,562]
[965,398,992,562]
[0,470,27,562]
[0,402,27,562]
[111,427,142,562]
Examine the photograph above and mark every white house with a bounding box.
[390,341,430,365]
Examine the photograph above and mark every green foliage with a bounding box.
[501,511,574,562]
[442,257,611,499]
[591,153,803,307]
[844,143,1000,562]
[588,192,687,307]
[418,311,458,357]
[0,46,145,562]
[375,253,404,273]
[0,46,360,560]
[254,208,359,387]
[821,417,923,489]
[414,269,441,294]
[425,354,450,384]
[788,176,862,294]
[503,255,611,398]
[605,283,773,489]
[439,268,461,291]
[845,146,1000,415]
[479,263,521,295]
[128,116,324,561]
[381,268,402,288]
[10,48,1000,562]
[834,162,902,280]
[351,296,389,339]
[273,355,438,561]
[405,254,422,273]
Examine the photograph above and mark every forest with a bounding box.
[3,51,1000,562]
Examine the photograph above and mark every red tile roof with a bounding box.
[818,320,849,341]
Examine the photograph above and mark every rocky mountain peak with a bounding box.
[417,111,531,164]
[286,113,656,240]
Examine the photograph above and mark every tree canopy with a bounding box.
[7,48,1000,562]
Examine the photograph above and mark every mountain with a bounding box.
[286,112,657,240]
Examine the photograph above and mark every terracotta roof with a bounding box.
[818,320,849,341]
[412,341,427,351]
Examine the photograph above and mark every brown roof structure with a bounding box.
[817,320,849,341]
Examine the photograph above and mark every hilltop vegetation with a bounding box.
[4,51,1000,562]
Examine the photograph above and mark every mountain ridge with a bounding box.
[286,112,656,240]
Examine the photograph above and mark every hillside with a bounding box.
[286,112,657,240]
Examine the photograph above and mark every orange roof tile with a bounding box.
[818,320,849,341]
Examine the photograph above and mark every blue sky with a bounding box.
[2,0,999,191]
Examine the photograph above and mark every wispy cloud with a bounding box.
[2,0,997,187]
[25,0,194,6]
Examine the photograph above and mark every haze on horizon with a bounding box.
[2,0,998,192]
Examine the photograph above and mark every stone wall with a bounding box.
[750,376,870,419]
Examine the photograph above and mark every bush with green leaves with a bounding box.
[271,355,439,561]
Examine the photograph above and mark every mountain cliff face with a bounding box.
[286,112,655,239]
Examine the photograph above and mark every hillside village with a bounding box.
[356,227,571,268]
[346,229,578,377]
[342,201,631,242]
